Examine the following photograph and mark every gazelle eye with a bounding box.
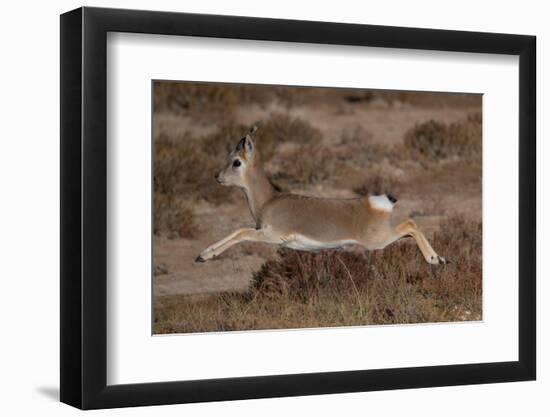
[233,159,241,168]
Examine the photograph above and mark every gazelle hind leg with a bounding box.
[394,219,448,265]
[196,228,281,262]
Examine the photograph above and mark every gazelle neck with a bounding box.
[242,165,275,222]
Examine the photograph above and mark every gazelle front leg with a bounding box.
[195,228,281,262]
[394,219,448,265]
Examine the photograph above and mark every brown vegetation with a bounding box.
[153,113,324,204]
[153,81,483,333]
[154,216,482,333]
[154,193,197,239]
[353,171,402,197]
[153,82,482,115]
[404,112,482,160]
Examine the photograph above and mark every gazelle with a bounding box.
[196,126,448,265]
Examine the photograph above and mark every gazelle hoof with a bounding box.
[430,255,449,265]
[195,255,206,263]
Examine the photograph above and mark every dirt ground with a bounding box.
[154,102,481,298]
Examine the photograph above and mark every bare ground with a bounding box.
[154,104,481,298]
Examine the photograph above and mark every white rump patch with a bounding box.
[368,195,395,212]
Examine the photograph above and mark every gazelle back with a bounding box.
[197,126,447,265]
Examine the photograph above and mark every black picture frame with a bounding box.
[60,6,536,410]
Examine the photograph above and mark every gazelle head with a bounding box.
[215,126,259,188]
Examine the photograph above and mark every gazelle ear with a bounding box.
[235,137,246,151]
[244,134,255,155]
[244,125,258,154]
[235,135,254,155]
[236,126,257,154]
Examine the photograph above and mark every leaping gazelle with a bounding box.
[196,126,448,265]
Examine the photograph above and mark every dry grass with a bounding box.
[154,193,198,239]
[153,114,322,198]
[353,172,402,196]
[154,82,482,115]
[153,81,482,334]
[268,126,399,188]
[256,113,322,160]
[377,91,482,108]
[154,215,482,333]
[153,113,325,236]
[404,113,482,160]
[153,82,272,117]
[197,113,322,164]
[154,134,234,205]
[270,145,335,186]
[337,126,397,164]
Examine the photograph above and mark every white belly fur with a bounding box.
[282,234,358,251]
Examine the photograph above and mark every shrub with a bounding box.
[271,145,334,185]
[153,114,325,208]
[404,113,482,160]
[154,134,234,205]
[254,113,322,161]
[199,122,249,161]
[336,126,407,168]
[154,82,239,115]
[155,214,482,333]
[197,114,322,163]
[353,173,401,196]
[404,120,448,159]
[249,214,482,317]
[154,192,198,238]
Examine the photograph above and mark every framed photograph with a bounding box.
[60,6,536,409]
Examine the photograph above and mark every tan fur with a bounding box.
[197,127,447,265]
